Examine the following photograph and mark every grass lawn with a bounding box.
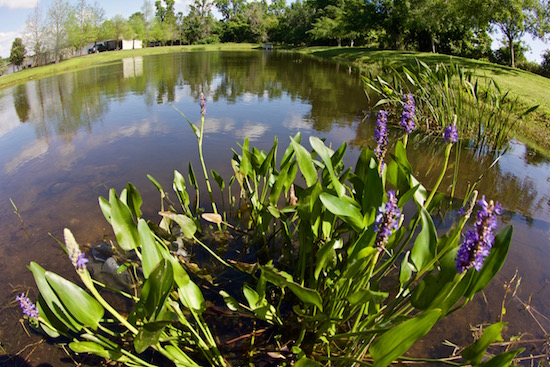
[2,44,549,153]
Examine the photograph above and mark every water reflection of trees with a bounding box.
[14,52,368,140]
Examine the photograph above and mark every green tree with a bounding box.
[491,0,540,67]
[129,12,146,48]
[88,2,106,48]
[542,49,550,73]
[0,58,7,75]
[111,15,131,49]
[10,38,26,71]
[67,0,93,55]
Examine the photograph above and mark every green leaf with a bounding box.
[158,212,197,239]
[138,219,163,279]
[168,257,205,313]
[243,284,282,325]
[211,169,225,190]
[134,321,170,354]
[309,136,345,197]
[465,226,513,299]
[314,239,339,280]
[147,174,165,194]
[173,170,190,209]
[477,348,524,367]
[45,271,104,329]
[348,289,389,306]
[109,188,140,251]
[370,309,441,367]
[461,322,506,365]
[291,135,317,187]
[138,259,174,320]
[70,341,111,359]
[410,207,437,272]
[98,196,111,224]
[29,262,80,332]
[294,356,322,367]
[219,290,240,311]
[125,182,143,219]
[319,193,364,231]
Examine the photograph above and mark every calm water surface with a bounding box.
[0,51,549,365]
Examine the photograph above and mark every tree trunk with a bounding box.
[431,34,436,53]
[509,37,515,68]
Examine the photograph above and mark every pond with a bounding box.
[0,51,549,365]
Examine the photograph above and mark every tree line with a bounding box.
[4,0,550,72]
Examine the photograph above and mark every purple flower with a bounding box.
[400,93,415,133]
[444,125,458,143]
[374,190,402,251]
[456,196,501,273]
[200,93,206,116]
[76,253,89,270]
[374,110,388,169]
[16,293,39,319]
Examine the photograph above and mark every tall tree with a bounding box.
[67,0,93,55]
[491,0,539,67]
[10,38,26,71]
[48,0,71,63]
[129,12,146,48]
[111,15,131,49]
[25,5,46,66]
[141,0,155,45]
[88,2,106,48]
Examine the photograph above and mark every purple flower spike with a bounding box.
[16,293,39,319]
[444,125,458,143]
[374,110,389,169]
[200,93,206,116]
[76,253,89,270]
[456,196,501,273]
[400,93,415,133]
[374,190,402,251]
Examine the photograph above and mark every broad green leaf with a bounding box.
[134,321,170,353]
[310,136,345,197]
[348,289,389,306]
[139,259,173,320]
[163,344,197,366]
[262,266,323,311]
[465,226,513,299]
[370,309,441,367]
[45,271,104,330]
[29,262,80,332]
[320,193,364,231]
[219,290,240,311]
[211,169,225,190]
[173,170,190,209]
[70,341,111,359]
[125,182,143,219]
[478,348,524,367]
[98,196,111,224]
[159,212,197,239]
[461,322,506,365]
[294,356,322,367]
[291,135,317,187]
[147,174,165,194]
[410,207,437,272]
[399,251,414,288]
[314,239,339,280]
[138,219,163,279]
[168,257,205,313]
[109,188,140,251]
[243,284,282,325]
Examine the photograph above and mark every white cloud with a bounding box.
[0,31,19,58]
[0,0,38,9]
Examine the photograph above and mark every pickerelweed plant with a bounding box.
[19,94,521,366]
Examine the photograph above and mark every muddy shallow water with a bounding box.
[0,51,549,365]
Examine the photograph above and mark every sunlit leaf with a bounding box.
[319,193,364,231]
[109,188,140,251]
[410,207,437,272]
[45,271,104,330]
[202,213,222,224]
[138,219,163,279]
[291,136,317,187]
[159,212,197,239]
[310,136,345,197]
[370,309,441,367]
[134,321,170,353]
[462,322,506,365]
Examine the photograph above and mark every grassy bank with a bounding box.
[0,43,259,91]
[295,47,550,154]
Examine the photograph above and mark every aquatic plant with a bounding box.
[17,95,520,366]
[363,60,538,151]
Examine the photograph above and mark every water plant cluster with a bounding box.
[17,92,519,366]
[363,61,539,151]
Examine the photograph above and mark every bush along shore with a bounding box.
[15,92,524,366]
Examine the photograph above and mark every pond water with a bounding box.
[0,51,549,365]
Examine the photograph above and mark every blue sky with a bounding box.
[1,0,549,62]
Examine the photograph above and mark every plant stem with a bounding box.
[424,142,452,208]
